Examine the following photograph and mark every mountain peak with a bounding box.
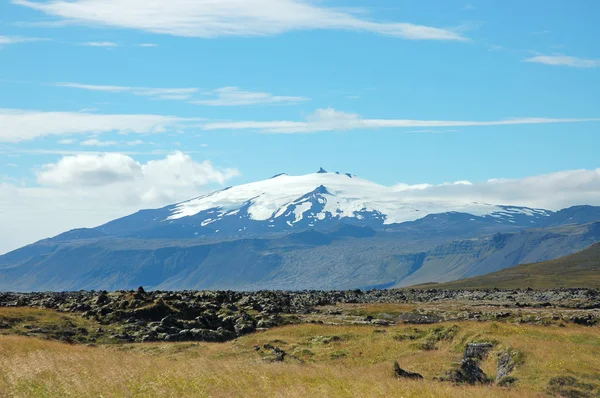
[317,167,328,174]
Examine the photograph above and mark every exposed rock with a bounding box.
[496,350,517,381]
[464,342,494,360]
[439,358,492,385]
[571,314,598,326]
[393,361,423,380]
[1,288,599,344]
[263,343,286,362]
[396,313,443,324]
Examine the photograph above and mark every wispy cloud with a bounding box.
[191,87,309,106]
[202,107,600,134]
[13,0,468,41]
[54,82,308,105]
[126,139,145,146]
[524,54,600,68]
[0,35,48,45]
[138,43,158,47]
[0,108,197,143]
[55,82,200,100]
[57,139,76,145]
[82,41,118,47]
[80,138,118,147]
[81,138,146,147]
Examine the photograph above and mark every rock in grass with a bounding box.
[497,376,518,387]
[464,342,494,360]
[547,376,595,398]
[496,350,517,381]
[438,358,492,385]
[263,343,286,362]
[393,361,423,380]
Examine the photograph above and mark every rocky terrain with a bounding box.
[1,288,598,344]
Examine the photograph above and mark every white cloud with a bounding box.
[57,139,76,144]
[55,83,131,92]
[0,35,48,45]
[126,139,145,146]
[83,41,118,47]
[392,168,600,211]
[36,151,239,192]
[191,87,309,106]
[55,82,199,100]
[55,82,308,105]
[0,108,196,142]
[14,0,467,41]
[203,107,600,133]
[38,152,142,186]
[139,43,158,47]
[0,152,240,253]
[80,138,118,147]
[524,54,600,68]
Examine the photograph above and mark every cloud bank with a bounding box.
[0,109,195,142]
[2,107,598,143]
[0,152,240,253]
[14,0,467,41]
[393,168,600,211]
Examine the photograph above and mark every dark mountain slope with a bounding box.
[413,241,600,290]
[1,222,599,292]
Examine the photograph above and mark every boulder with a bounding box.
[393,361,423,380]
[441,358,492,385]
[464,342,494,360]
[263,343,286,362]
[496,350,517,381]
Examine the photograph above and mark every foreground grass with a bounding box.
[1,311,599,398]
[0,307,120,344]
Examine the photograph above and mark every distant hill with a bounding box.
[412,242,600,290]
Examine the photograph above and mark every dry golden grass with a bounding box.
[1,313,599,398]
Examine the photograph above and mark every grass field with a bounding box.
[1,307,599,397]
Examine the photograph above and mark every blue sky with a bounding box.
[0,0,599,252]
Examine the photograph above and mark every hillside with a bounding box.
[414,242,600,290]
[1,222,599,291]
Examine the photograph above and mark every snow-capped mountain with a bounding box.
[97,168,551,239]
[3,168,600,291]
